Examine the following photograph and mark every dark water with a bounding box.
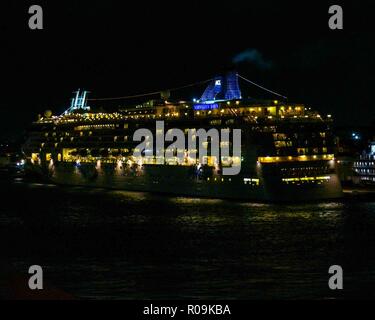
[1,179,375,299]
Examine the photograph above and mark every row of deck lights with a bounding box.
[40,107,332,124]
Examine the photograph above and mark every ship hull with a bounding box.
[27,163,343,202]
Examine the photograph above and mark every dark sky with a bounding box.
[1,0,374,138]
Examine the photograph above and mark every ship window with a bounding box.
[275,141,286,148]
[273,133,287,140]
[210,119,222,125]
[243,178,260,186]
[31,153,39,161]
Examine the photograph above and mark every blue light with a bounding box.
[352,132,361,140]
[225,71,242,100]
[193,103,219,110]
[200,72,241,102]
[200,76,223,101]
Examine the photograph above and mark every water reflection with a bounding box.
[1,180,375,299]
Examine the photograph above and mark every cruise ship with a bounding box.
[352,142,375,185]
[22,72,343,202]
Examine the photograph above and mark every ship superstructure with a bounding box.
[353,142,375,185]
[23,73,343,201]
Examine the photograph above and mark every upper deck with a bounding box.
[34,72,332,128]
[35,98,331,129]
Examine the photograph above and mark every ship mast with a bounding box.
[63,89,90,114]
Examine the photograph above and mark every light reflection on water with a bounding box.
[1,181,375,299]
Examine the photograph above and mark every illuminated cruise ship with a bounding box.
[353,142,375,185]
[23,72,343,201]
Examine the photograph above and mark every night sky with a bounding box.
[1,1,374,138]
